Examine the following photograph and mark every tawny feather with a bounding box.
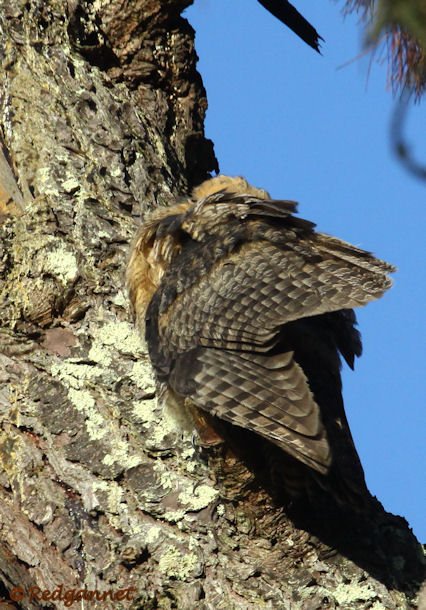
[127,176,394,502]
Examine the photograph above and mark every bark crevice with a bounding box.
[0,1,424,608]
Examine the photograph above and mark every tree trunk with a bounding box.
[0,1,424,609]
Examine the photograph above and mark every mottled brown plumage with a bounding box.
[127,176,394,504]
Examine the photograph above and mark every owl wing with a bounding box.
[147,199,393,474]
[170,346,331,473]
[155,234,393,355]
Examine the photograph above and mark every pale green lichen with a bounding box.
[52,362,115,442]
[216,504,225,517]
[97,320,142,352]
[92,479,123,513]
[156,464,176,491]
[147,404,177,446]
[181,446,197,473]
[67,388,96,411]
[132,399,158,424]
[51,361,104,388]
[178,484,218,511]
[110,165,122,178]
[370,602,392,610]
[62,177,80,192]
[333,582,378,605]
[181,446,195,460]
[44,247,78,284]
[51,325,147,466]
[67,388,107,441]
[158,546,199,579]
[92,480,170,530]
[163,509,186,523]
[88,341,112,367]
[146,526,161,545]
[88,320,144,366]
[51,361,105,441]
[92,0,109,12]
[35,166,60,196]
[12,231,79,290]
[188,536,201,551]
[102,439,141,469]
[92,479,110,493]
[85,411,108,440]
[184,460,196,475]
[129,360,155,392]
[158,473,217,522]
[111,290,128,308]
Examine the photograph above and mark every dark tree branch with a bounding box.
[0,1,424,608]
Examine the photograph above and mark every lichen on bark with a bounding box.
[0,1,424,609]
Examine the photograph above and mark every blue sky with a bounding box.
[185,0,425,541]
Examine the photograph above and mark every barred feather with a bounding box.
[127,175,395,505]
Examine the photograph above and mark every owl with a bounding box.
[127,176,394,504]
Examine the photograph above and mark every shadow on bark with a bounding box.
[203,423,425,596]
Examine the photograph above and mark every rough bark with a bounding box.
[0,1,424,609]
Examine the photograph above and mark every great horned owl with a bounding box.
[127,176,394,504]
